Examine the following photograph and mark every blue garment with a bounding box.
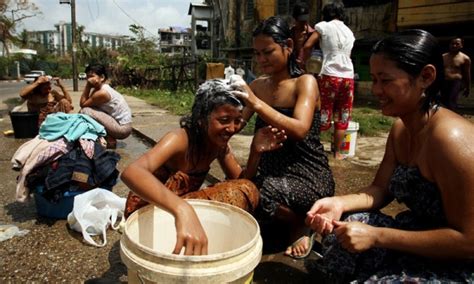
[39,113,106,142]
[44,141,120,201]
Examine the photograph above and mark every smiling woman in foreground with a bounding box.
[306,29,474,282]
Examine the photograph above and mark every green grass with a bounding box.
[122,88,394,138]
[118,87,195,116]
[352,107,394,136]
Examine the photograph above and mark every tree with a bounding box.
[118,24,160,69]
[0,0,40,57]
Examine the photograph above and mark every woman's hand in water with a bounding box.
[173,201,208,255]
[252,125,287,153]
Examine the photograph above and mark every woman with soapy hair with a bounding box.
[122,79,286,256]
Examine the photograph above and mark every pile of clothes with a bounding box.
[12,113,121,204]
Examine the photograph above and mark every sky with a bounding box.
[19,0,197,37]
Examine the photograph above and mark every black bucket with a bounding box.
[9,111,39,139]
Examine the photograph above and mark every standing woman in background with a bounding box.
[302,2,355,160]
[290,2,316,72]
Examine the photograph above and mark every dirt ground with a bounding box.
[1,103,472,283]
[0,128,386,283]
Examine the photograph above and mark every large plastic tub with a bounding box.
[9,111,39,138]
[34,189,83,219]
[120,200,262,283]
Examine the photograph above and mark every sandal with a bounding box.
[284,232,316,259]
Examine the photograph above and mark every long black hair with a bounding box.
[252,16,303,78]
[372,29,444,112]
[180,79,244,168]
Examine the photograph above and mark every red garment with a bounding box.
[318,74,354,131]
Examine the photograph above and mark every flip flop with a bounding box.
[285,232,316,259]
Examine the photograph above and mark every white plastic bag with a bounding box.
[67,188,126,247]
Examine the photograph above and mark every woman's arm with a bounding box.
[80,83,110,108]
[19,76,49,98]
[307,123,399,234]
[393,117,474,258]
[121,130,208,255]
[217,144,243,179]
[301,31,321,64]
[218,126,287,179]
[51,77,72,103]
[242,75,317,140]
[331,117,474,259]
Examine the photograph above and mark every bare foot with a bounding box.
[284,234,313,258]
[334,152,346,160]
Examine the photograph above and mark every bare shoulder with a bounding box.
[294,74,318,99]
[428,109,474,154]
[249,76,271,98]
[296,74,317,85]
[388,118,406,139]
[155,128,189,153]
[461,51,471,62]
[249,76,268,89]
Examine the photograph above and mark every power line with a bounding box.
[87,0,95,21]
[110,0,156,37]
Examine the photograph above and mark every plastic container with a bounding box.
[34,188,84,219]
[306,49,323,74]
[339,121,359,158]
[9,111,39,138]
[120,200,263,284]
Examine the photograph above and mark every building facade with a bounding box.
[204,0,472,81]
[158,26,192,55]
[27,21,129,56]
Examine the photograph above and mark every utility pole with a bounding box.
[60,0,78,91]
[71,0,78,91]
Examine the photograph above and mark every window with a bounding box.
[245,0,254,19]
[277,0,297,15]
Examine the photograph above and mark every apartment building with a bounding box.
[158,26,192,55]
[27,21,129,56]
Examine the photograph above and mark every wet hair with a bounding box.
[180,79,244,167]
[85,64,108,80]
[371,29,444,112]
[292,3,309,21]
[322,2,345,22]
[252,16,303,78]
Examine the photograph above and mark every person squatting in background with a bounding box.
[79,64,132,148]
[19,75,73,126]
